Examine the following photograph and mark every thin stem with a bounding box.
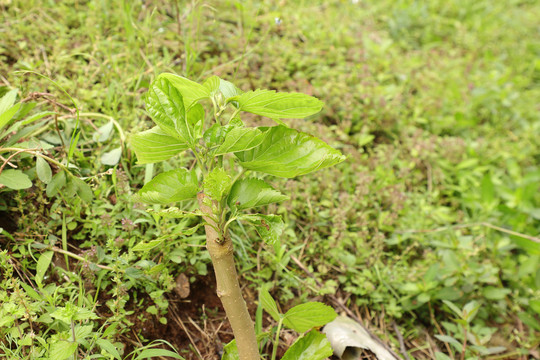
[0,147,69,174]
[54,109,66,154]
[460,326,468,360]
[214,102,228,121]
[0,148,86,190]
[486,351,521,360]
[198,193,259,359]
[50,246,116,271]
[192,150,207,176]
[211,96,220,125]
[0,148,37,176]
[271,319,283,360]
[428,302,453,357]
[222,216,237,234]
[0,148,79,186]
[229,108,240,122]
[71,320,77,359]
[232,168,247,184]
[217,154,223,168]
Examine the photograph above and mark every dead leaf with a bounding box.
[175,273,190,298]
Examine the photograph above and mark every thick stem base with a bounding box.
[197,193,259,360]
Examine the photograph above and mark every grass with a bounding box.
[1,0,539,359]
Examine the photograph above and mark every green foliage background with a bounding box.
[0,0,538,359]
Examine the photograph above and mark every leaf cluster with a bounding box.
[131,73,345,245]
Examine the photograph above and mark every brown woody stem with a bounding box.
[197,193,259,360]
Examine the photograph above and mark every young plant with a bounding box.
[221,287,337,359]
[259,287,336,360]
[130,73,345,359]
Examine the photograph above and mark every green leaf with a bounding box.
[179,223,203,236]
[125,267,144,279]
[46,171,66,197]
[283,302,337,333]
[145,76,206,145]
[74,324,94,341]
[0,169,32,189]
[435,352,453,360]
[101,147,122,166]
[530,299,540,315]
[159,73,209,110]
[132,239,163,252]
[518,311,540,331]
[0,89,19,131]
[92,120,114,142]
[203,123,227,148]
[96,339,121,360]
[67,130,80,162]
[187,102,205,141]
[221,339,239,360]
[483,286,511,300]
[146,306,159,315]
[71,177,94,203]
[36,156,52,184]
[203,123,225,146]
[21,111,55,126]
[442,300,463,318]
[228,117,244,127]
[204,76,243,100]
[49,341,77,360]
[0,102,21,131]
[215,127,267,155]
[145,77,189,143]
[259,287,281,322]
[511,236,540,255]
[12,100,34,120]
[138,168,198,205]
[131,127,189,164]
[35,251,54,287]
[417,293,430,304]
[203,120,244,152]
[203,75,221,95]
[19,335,33,346]
[227,178,288,209]
[219,79,243,100]
[236,125,346,178]
[103,323,118,338]
[45,308,72,323]
[231,89,323,120]
[21,283,42,301]
[136,348,184,359]
[434,335,461,346]
[462,300,480,322]
[0,89,18,114]
[146,207,204,219]
[241,214,284,245]
[281,330,333,360]
[72,307,99,321]
[481,173,495,204]
[51,303,99,323]
[64,177,77,198]
[203,167,232,201]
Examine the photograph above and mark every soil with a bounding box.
[119,271,383,360]
[0,210,17,233]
